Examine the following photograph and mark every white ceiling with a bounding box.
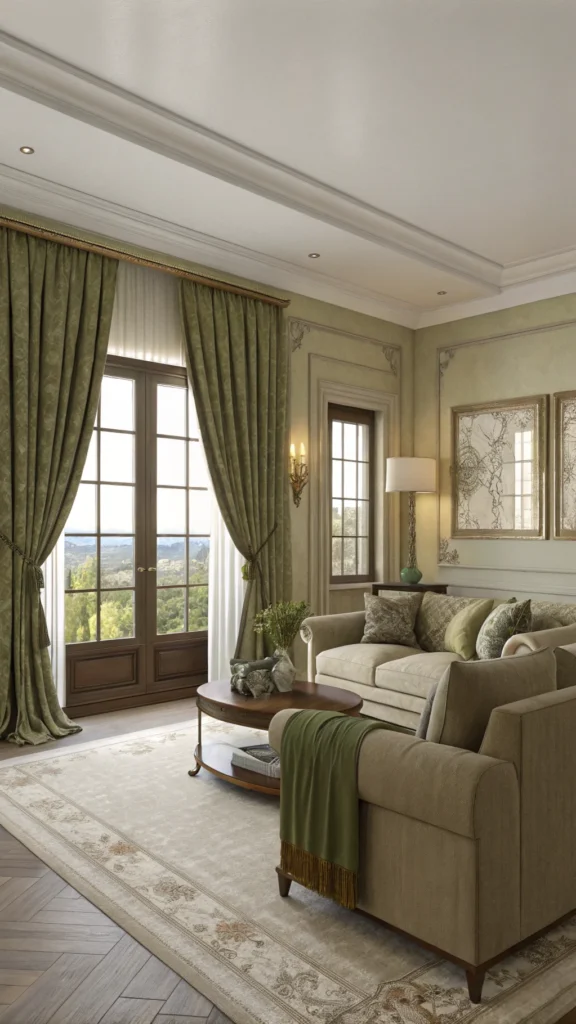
[1,1,576,329]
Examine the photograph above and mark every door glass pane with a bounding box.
[101,431,134,483]
[65,592,97,643]
[188,391,200,439]
[157,537,186,584]
[158,385,186,436]
[82,432,97,481]
[65,537,97,590]
[157,438,186,486]
[332,460,342,498]
[188,586,208,631]
[189,538,209,584]
[157,588,186,634]
[189,490,211,534]
[101,537,134,588]
[100,591,134,639]
[157,488,186,534]
[101,377,133,431]
[67,484,97,533]
[101,485,134,533]
[189,441,209,488]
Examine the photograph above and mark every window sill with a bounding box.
[329,582,371,590]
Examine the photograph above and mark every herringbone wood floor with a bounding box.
[0,699,573,1023]
[0,822,231,1023]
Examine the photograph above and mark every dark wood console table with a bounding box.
[371,582,448,596]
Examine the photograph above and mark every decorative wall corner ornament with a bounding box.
[289,443,309,506]
[381,346,399,376]
[289,320,311,352]
[439,348,456,378]
[438,537,460,565]
[451,395,548,539]
[554,390,576,538]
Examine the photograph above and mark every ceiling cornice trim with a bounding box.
[0,163,420,328]
[0,30,501,292]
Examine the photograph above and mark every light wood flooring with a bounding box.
[0,698,573,1023]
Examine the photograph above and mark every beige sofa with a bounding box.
[301,595,576,730]
[270,669,576,1002]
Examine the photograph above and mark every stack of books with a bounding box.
[231,744,281,778]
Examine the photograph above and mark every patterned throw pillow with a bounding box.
[415,593,477,653]
[531,601,576,627]
[531,612,562,632]
[476,599,532,660]
[361,592,422,647]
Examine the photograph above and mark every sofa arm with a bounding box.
[300,611,365,681]
[269,711,518,840]
[502,622,576,657]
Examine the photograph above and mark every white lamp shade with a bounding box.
[386,457,436,493]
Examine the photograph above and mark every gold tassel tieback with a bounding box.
[280,840,357,910]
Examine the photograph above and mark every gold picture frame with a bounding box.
[451,394,548,539]
[554,390,576,539]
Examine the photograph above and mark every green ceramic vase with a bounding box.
[400,566,423,584]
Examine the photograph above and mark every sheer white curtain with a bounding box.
[44,261,244,698]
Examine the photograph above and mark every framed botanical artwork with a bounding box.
[451,394,548,539]
[554,390,576,538]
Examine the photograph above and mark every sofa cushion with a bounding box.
[532,601,576,626]
[554,646,576,689]
[315,674,422,730]
[362,592,422,647]
[316,643,418,688]
[444,599,494,660]
[375,651,463,698]
[476,599,532,660]
[426,647,556,751]
[415,592,477,652]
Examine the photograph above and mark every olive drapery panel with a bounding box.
[179,282,291,660]
[0,228,118,745]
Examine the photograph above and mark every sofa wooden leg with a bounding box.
[276,868,292,897]
[466,968,485,1003]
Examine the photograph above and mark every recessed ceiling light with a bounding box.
[19,146,34,154]
[437,290,447,295]
[308,252,321,259]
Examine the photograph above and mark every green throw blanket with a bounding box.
[280,710,388,909]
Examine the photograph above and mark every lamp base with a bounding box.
[400,566,423,585]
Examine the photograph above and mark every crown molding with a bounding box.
[0,30,501,292]
[0,162,420,328]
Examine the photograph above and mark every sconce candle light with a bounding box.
[289,442,309,507]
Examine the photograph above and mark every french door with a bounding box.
[64,356,209,714]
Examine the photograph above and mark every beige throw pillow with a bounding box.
[425,647,556,750]
[415,592,477,652]
[361,592,422,647]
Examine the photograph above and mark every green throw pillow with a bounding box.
[444,599,494,660]
[476,599,532,660]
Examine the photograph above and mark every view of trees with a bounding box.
[64,538,209,643]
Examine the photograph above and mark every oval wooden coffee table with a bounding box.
[188,679,362,796]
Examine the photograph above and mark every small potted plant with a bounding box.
[253,600,311,691]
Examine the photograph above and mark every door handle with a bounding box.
[137,566,146,573]
[147,566,157,572]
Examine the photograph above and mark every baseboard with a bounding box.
[63,686,200,718]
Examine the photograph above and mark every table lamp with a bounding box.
[385,457,436,584]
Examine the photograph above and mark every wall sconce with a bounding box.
[289,443,309,507]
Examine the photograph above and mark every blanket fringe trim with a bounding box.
[280,840,356,909]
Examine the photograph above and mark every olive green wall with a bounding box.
[414,293,576,604]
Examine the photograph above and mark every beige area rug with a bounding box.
[0,722,576,1024]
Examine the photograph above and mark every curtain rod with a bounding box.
[0,215,290,308]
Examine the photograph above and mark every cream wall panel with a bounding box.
[414,293,576,601]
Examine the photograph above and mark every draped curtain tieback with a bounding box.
[0,532,50,648]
